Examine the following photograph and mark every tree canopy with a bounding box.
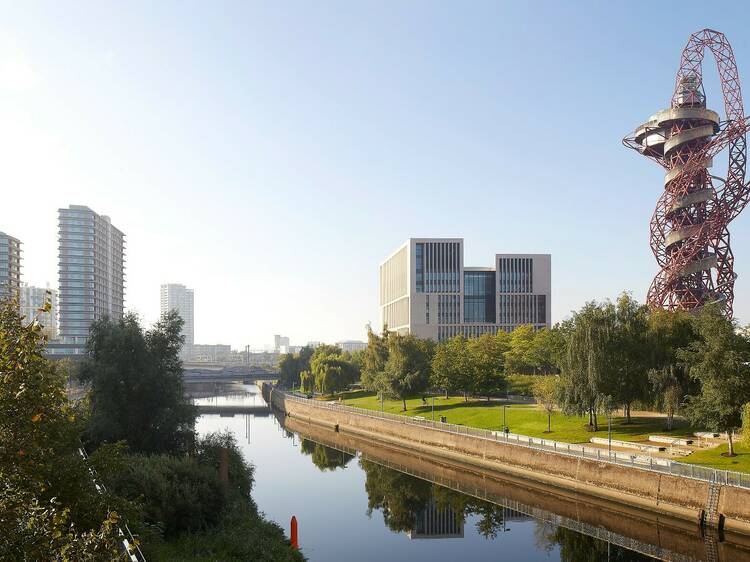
[78,311,197,454]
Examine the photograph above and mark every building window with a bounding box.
[416,243,424,293]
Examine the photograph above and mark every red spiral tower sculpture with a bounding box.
[624,29,750,318]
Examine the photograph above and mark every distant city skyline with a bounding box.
[4,3,750,348]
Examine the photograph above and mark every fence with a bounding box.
[78,447,147,562]
[279,390,750,490]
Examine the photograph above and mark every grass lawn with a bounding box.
[291,389,750,473]
[340,391,693,445]
[682,443,750,474]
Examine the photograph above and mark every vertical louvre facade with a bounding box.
[380,239,550,342]
[0,232,21,305]
[58,205,125,346]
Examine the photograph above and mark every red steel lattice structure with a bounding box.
[624,29,750,317]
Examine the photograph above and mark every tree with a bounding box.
[504,325,536,374]
[431,335,471,398]
[383,333,433,411]
[277,346,314,389]
[0,300,126,560]
[533,376,560,433]
[680,305,750,456]
[611,293,650,423]
[468,332,509,400]
[299,370,312,393]
[361,325,390,391]
[647,309,696,430]
[559,301,617,431]
[526,327,560,374]
[310,352,358,395]
[78,311,197,454]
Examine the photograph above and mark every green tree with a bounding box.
[310,352,358,395]
[559,301,617,431]
[277,346,314,389]
[680,305,750,456]
[468,332,509,400]
[299,370,312,393]
[504,325,536,374]
[533,376,560,433]
[0,300,127,560]
[431,335,471,398]
[79,311,197,454]
[612,293,650,423]
[526,327,560,374]
[647,309,696,430]
[361,325,390,391]
[383,333,433,411]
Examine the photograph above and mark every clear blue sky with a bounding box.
[3,1,750,348]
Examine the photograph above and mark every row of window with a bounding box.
[498,294,547,325]
[415,242,461,293]
[497,257,534,294]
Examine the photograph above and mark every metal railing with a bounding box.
[276,390,750,489]
[78,447,147,562]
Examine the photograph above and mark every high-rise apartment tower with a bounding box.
[58,205,125,351]
[160,283,194,360]
[0,232,21,305]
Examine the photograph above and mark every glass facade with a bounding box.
[463,270,496,323]
[416,243,424,293]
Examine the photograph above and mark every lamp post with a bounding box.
[380,391,384,413]
[608,412,612,457]
[502,404,507,431]
[432,395,435,421]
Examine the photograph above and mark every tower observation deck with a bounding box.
[624,29,750,317]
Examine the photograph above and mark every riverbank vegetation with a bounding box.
[277,293,750,471]
[0,301,303,561]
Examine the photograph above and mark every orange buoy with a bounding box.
[290,515,298,549]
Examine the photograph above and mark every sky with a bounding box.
[3,1,750,349]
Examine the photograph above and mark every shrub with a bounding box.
[110,453,226,537]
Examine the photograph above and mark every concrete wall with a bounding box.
[285,415,750,562]
[261,383,750,536]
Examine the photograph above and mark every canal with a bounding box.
[190,383,744,562]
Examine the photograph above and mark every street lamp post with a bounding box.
[502,404,507,431]
[608,413,612,457]
[432,396,435,422]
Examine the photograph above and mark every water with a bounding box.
[190,383,738,562]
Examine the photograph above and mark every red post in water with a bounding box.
[290,515,298,550]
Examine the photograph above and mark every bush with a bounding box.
[146,502,304,562]
[110,453,226,537]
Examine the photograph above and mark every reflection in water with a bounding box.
[300,439,354,471]
[195,384,745,562]
[294,434,664,561]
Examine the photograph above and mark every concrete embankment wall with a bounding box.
[285,416,750,562]
[260,383,750,536]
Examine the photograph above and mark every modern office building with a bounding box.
[0,232,22,305]
[20,283,58,338]
[57,205,125,353]
[160,283,195,360]
[380,238,550,341]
